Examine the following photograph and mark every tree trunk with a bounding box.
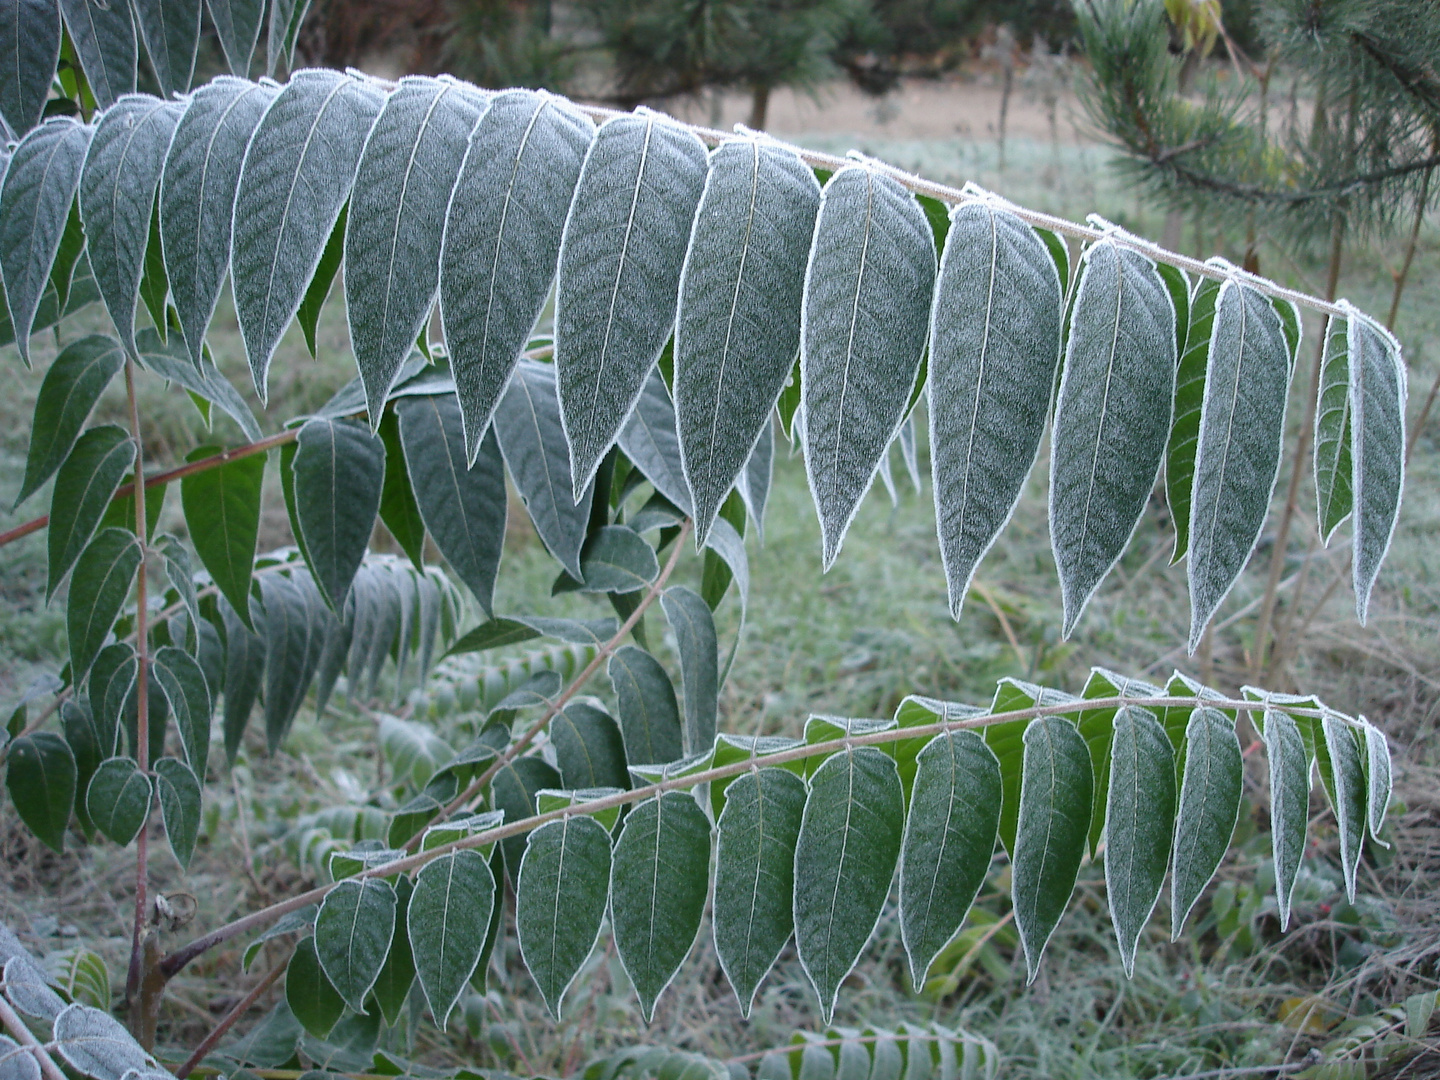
[748,84,770,131]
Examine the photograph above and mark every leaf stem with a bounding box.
[0,994,68,1080]
[158,689,1326,980]
[173,956,288,1080]
[122,354,153,1025]
[409,517,695,847]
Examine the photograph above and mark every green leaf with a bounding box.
[927,202,1063,617]
[551,703,630,791]
[49,197,87,317]
[78,95,182,355]
[674,139,818,542]
[1322,714,1366,902]
[608,645,683,767]
[314,877,397,1012]
[97,477,164,542]
[555,114,708,496]
[286,935,345,1039]
[219,596,265,761]
[1012,716,1092,982]
[85,755,151,846]
[62,700,104,837]
[376,408,426,571]
[151,645,212,778]
[1347,313,1406,623]
[1170,707,1242,938]
[713,767,806,1017]
[984,679,1080,857]
[515,815,612,1020]
[17,336,126,509]
[1075,668,1163,857]
[60,0,137,108]
[1050,241,1176,633]
[493,359,595,579]
[802,167,935,568]
[182,446,263,628]
[88,643,133,759]
[898,731,1001,991]
[891,695,985,804]
[47,425,135,598]
[408,849,495,1029]
[776,358,801,442]
[136,328,263,442]
[444,618,541,656]
[160,75,276,364]
[292,417,385,612]
[1155,262,1190,359]
[5,732,77,852]
[442,91,591,459]
[578,526,659,594]
[137,191,169,338]
[65,527,142,681]
[296,202,346,360]
[1104,707,1174,976]
[154,756,201,868]
[0,0,59,134]
[206,0,263,75]
[1186,280,1292,650]
[0,116,92,364]
[231,70,384,398]
[660,586,717,755]
[1313,314,1353,544]
[795,746,905,1023]
[610,791,712,1023]
[369,876,415,1025]
[1263,709,1308,931]
[1166,283,1217,562]
[347,78,487,418]
[490,755,561,878]
[258,571,326,751]
[395,394,507,614]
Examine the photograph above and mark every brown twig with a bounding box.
[173,957,288,1080]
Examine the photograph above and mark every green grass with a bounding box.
[3,131,1439,1078]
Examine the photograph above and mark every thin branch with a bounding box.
[158,690,1334,980]
[408,517,695,847]
[0,981,68,1080]
[173,957,287,1080]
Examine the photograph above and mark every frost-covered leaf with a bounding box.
[85,756,150,846]
[151,645,211,777]
[1362,718,1391,843]
[795,746,905,1023]
[258,571,326,751]
[493,359,593,579]
[1,0,59,135]
[1169,707,1241,937]
[660,586,717,755]
[618,367,693,515]
[160,77,276,366]
[1347,312,1406,623]
[490,756,559,877]
[1322,714,1366,902]
[674,138,819,542]
[1313,314,1352,544]
[396,394,507,614]
[409,849,494,1028]
[985,679,1081,858]
[898,730,1000,991]
[65,527,140,682]
[0,1035,41,1080]
[285,935,344,1038]
[133,0,199,97]
[79,94,182,356]
[802,166,935,568]
[1263,709,1308,931]
[232,69,384,399]
[1104,707,1174,977]
[5,732,75,853]
[516,815,611,1019]
[59,0,136,109]
[555,113,708,496]
[736,418,774,540]
[550,703,629,791]
[315,877,397,1012]
[927,202,1062,616]
[441,90,592,457]
[293,417,385,612]
[1050,241,1175,634]
[48,428,135,598]
[136,328,263,442]
[607,645,683,766]
[181,446,263,628]
[346,77,487,419]
[0,117,92,365]
[713,766,805,1017]
[53,1003,156,1080]
[1012,716,1091,981]
[1186,280,1291,650]
[577,525,658,594]
[16,336,125,508]
[206,0,262,75]
[153,756,200,868]
[610,791,711,1023]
